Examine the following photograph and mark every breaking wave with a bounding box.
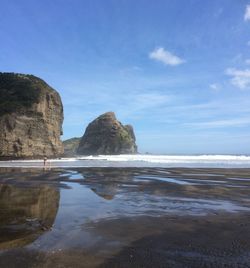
[1,154,250,168]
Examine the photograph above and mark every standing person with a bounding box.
[43,156,47,168]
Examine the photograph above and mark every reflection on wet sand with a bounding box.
[77,169,134,200]
[77,168,250,204]
[91,187,115,200]
[0,168,250,267]
[0,184,59,250]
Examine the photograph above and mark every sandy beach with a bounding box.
[0,167,250,267]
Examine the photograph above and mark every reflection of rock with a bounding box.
[91,186,116,200]
[80,168,135,200]
[0,184,59,249]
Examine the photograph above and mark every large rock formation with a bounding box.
[0,73,64,158]
[77,112,137,155]
[63,137,81,157]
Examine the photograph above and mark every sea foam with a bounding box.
[0,154,250,168]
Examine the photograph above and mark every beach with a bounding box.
[0,165,250,267]
[2,0,249,266]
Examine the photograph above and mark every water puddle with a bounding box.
[0,167,250,255]
[182,178,227,184]
[134,175,194,185]
[182,173,225,177]
[228,177,250,181]
[59,170,84,180]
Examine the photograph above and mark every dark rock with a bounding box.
[77,112,137,155]
[0,73,64,158]
[63,137,81,156]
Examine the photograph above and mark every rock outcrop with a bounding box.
[77,112,137,155]
[0,73,64,158]
[63,137,81,156]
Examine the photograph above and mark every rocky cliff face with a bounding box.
[0,73,64,158]
[77,112,137,155]
[63,137,81,156]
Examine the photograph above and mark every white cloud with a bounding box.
[209,83,221,91]
[244,4,250,21]
[149,47,185,66]
[226,68,250,89]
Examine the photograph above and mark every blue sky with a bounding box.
[1,0,250,154]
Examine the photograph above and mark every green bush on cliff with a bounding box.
[0,73,42,116]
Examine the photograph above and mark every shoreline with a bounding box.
[1,154,250,168]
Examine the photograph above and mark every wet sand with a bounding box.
[0,168,250,267]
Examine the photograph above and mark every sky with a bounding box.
[1,0,250,154]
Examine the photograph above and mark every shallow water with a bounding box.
[1,167,250,267]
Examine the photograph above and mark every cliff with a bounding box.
[63,137,81,156]
[77,112,137,155]
[0,73,64,158]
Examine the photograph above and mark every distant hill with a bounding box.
[63,137,81,156]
